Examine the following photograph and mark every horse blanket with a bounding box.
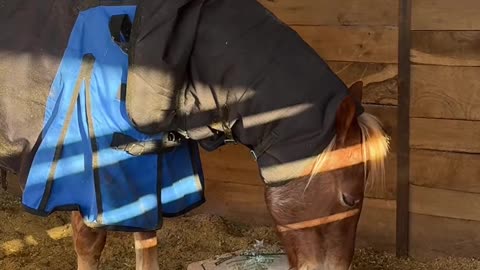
[0,1,205,231]
[125,0,364,183]
[0,0,364,231]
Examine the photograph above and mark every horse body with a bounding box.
[0,0,390,269]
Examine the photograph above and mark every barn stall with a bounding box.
[1,0,480,269]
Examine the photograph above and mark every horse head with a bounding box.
[264,81,389,270]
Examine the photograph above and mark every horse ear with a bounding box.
[348,81,363,103]
[335,96,356,145]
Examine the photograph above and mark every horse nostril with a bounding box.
[341,193,360,208]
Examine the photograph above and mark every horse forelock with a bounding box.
[304,112,390,192]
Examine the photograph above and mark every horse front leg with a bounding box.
[71,211,107,270]
[134,231,159,270]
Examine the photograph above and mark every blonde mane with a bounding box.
[305,112,390,192]
[357,112,390,192]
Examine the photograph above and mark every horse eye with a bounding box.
[341,193,359,208]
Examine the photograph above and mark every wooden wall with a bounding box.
[408,0,480,259]
[195,0,399,252]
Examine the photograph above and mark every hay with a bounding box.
[1,189,480,269]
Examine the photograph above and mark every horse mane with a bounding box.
[357,112,390,192]
[305,112,390,192]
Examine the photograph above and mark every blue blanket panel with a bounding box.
[22,5,205,231]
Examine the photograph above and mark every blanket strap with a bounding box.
[250,131,279,161]
[111,132,183,156]
[220,104,236,144]
[207,104,236,146]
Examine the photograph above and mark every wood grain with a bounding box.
[411,31,480,66]
[292,26,398,63]
[411,65,480,121]
[410,185,480,222]
[194,179,272,225]
[412,0,480,30]
[258,0,398,26]
[411,149,480,194]
[410,118,480,153]
[365,154,396,200]
[328,62,398,106]
[200,145,263,187]
[356,199,396,252]
[410,213,480,259]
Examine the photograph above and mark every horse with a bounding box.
[0,0,390,269]
[69,81,389,270]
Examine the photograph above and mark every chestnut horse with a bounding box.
[70,82,389,270]
[0,1,389,269]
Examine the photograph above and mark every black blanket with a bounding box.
[126,0,363,183]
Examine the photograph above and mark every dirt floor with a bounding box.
[1,189,480,270]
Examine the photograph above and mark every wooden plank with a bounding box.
[195,180,272,225]
[410,185,480,222]
[365,152,396,200]
[410,118,480,153]
[412,0,480,30]
[411,65,480,121]
[364,105,398,153]
[356,199,396,252]
[200,145,263,186]
[202,162,397,200]
[328,62,398,106]
[411,31,480,66]
[258,0,398,26]
[410,213,480,259]
[411,149,480,193]
[397,0,411,257]
[201,146,397,200]
[292,26,398,63]
[200,105,398,200]
[196,179,397,253]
